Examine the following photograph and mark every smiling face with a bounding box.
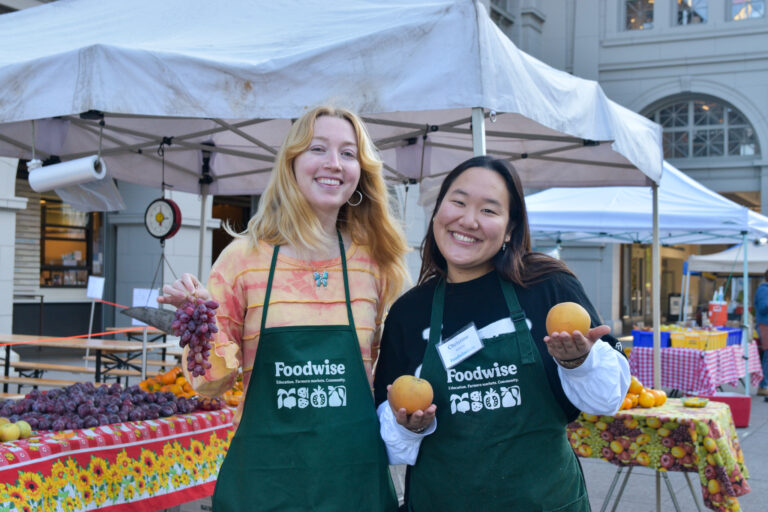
[293,115,361,228]
[432,166,512,283]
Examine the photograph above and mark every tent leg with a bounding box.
[652,181,661,389]
[198,192,207,280]
[471,107,486,156]
[742,231,750,397]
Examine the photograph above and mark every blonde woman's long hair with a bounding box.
[237,105,409,307]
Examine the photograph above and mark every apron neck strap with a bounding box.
[498,274,536,364]
[261,230,356,332]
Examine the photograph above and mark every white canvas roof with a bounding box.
[0,0,662,195]
[688,244,768,274]
[525,161,768,245]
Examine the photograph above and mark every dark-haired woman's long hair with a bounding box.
[418,155,573,286]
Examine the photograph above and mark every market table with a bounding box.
[0,407,233,511]
[0,334,174,385]
[628,343,763,396]
[567,399,749,512]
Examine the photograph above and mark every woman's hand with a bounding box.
[544,325,611,364]
[387,384,437,433]
[157,273,210,309]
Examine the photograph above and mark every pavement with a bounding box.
[6,346,768,511]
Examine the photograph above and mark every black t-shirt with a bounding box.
[373,269,622,422]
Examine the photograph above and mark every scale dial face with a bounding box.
[144,198,181,240]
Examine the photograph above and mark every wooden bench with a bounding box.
[0,392,25,400]
[11,361,162,378]
[83,356,179,369]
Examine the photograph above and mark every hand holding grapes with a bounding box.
[159,273,219,378]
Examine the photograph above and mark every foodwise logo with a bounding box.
[277,386,347,409]
[450,386,521,414]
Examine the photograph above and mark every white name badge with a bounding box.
[437,323,484,369]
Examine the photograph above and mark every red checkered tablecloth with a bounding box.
[629,342,763,395]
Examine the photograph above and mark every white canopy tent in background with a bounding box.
[688,243,768,274]
[0,0,666,380]
[525,161,768,395]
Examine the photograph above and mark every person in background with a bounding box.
[753,270,768,397]
[159,105,409,511]
[373,156,630,511]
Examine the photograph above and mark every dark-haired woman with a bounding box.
[373,156,630,511]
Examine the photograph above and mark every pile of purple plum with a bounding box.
[0,382,215,432]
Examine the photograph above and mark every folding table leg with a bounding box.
[600,466,624,512]
[608,466,633,512]
[661,471,682,511]
[683,472,704,511]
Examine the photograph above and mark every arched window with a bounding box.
[645,96,760,159]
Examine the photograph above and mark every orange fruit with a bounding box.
[629,393,639,408]
[390,375,434,414]
[621,396,633,410]
[545,302,591,336]
[651,389,667,406]
[629,376,643,395]
[638,389,656,408]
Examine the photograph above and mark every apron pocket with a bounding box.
[544,491,590,512]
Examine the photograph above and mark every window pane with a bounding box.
[727,108,748,126]
[728,127,758,155]
[659,102,689,127]
[663,131,689,158]
[42,199,88,227]
[44,226,87,240]
[731,0,765,20]
[693,129,724,156]
[626,0,654,30]
[693,100,724,126]
[43,239,87,267]
[678,0,708,24]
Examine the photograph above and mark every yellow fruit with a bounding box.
[0,423,20,442]
[621,396,633,410]
[629,376,644,395]
[545,302,591,336]
[708,479,721,495]
[0,417,9,426]
[609,440,623,454]
[646,417,661,429]
[390,375,434,415]
[15,421,32,439]
[651,389,667,406]
[638,390,656,408]
[636,452,650,466]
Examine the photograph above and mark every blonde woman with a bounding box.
[159,106,408,511]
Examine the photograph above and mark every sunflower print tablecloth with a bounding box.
[567,399,748,512]
[0,408,234,512]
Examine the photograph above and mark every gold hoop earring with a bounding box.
[347,190,363,207]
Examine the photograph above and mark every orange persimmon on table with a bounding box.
[567,399,749,512]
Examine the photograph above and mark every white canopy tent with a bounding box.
[0,0,666,377]
[688,243,768,275]
[525,161,768,395]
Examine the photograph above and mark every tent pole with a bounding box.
[742,232,750,397]
[198,191,207,279]
[683,264,691,324]
[652,182,661,389]
[471,107,486,156]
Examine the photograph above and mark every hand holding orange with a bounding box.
[389,375,434,414]
[545,302,591,336]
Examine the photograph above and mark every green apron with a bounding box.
[408,276,589,512]
[213,234,397,512]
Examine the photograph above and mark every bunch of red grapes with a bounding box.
[171,297,219,377]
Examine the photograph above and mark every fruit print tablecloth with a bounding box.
[567,399,748,512]
[629,343,762,396]
[0,408,234,512]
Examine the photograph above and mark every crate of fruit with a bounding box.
[670,331,702,349]
[702,330,728,350]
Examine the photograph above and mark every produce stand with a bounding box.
[567,399,749,512]
[0,407,233,511]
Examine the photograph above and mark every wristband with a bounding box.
[556,353,588,369]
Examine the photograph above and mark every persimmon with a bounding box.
[638,389,656,408]
[545,302,590,336]
[650,389,667,407]
[390,375,434,414]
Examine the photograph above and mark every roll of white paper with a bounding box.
[28,155,106,192]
